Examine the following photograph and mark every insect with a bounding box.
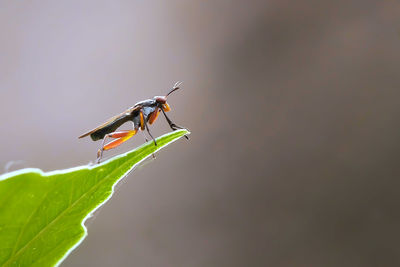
[79,81,188,163]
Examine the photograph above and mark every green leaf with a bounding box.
[0,129,189,267]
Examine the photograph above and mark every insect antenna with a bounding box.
[166,81,182,97]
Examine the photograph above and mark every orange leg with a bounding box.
[162,103,171,112]
[140,110,145,130]
[148,109,160,125]
[96,129,137,163]
[107,130,137,139]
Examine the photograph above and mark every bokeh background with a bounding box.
[1,1,400,266]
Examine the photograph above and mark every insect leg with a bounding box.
[139,109,157,158]
[139,110,145,130]
[141,130,149,143]
[160,108,189,140]
[148,109,160,125]
[97,129,137,163]
[141,127,156,159]
[145,121,157,146]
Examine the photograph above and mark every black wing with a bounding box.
[79,105,141,141]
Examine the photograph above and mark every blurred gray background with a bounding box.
[1,1,400,266]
